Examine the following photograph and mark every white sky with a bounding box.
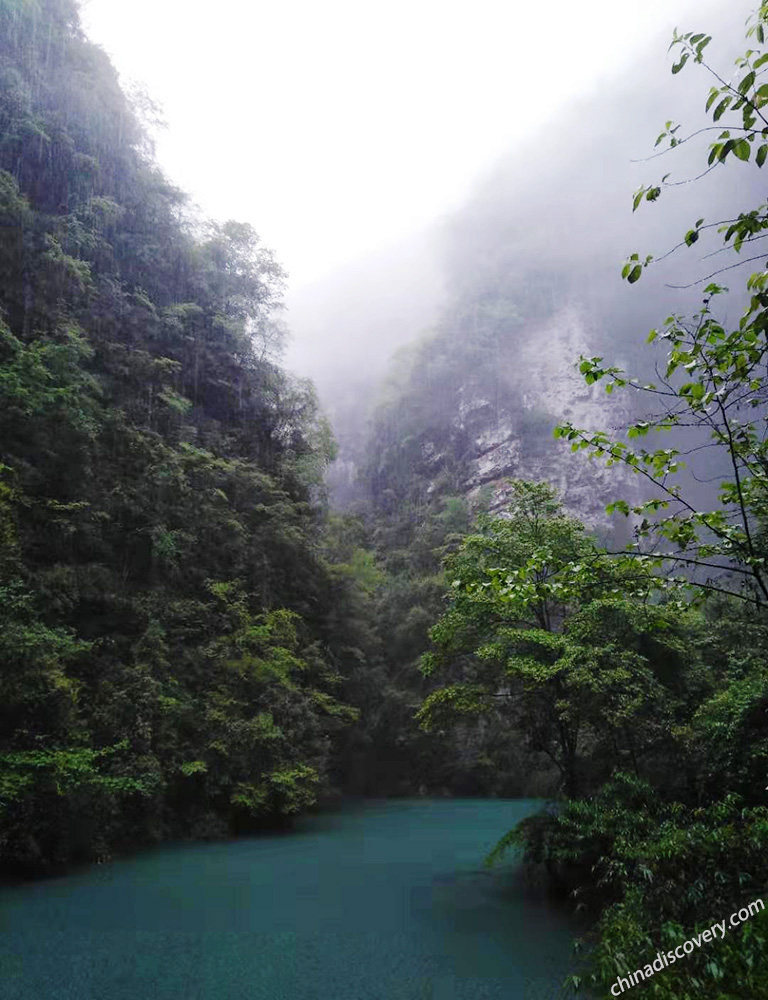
[81,0,703,293]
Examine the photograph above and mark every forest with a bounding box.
[1,0,767,997]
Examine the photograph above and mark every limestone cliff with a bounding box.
[456,304,639,531]
[359,298,640,537]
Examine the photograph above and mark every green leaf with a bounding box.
[733,139,751,161]
[690,382,705,400]
[739,70,756,94]
[713,97,732,121]
[719,139,735,161]
[627,265,643,284]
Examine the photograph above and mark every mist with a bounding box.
[278,0,760,516]
[4,3,768,992]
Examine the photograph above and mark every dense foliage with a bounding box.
[4,2,768,996]
[344,485,544,797]
[0,0,382,872]
[0,0,550,872]
[416,6,768,997]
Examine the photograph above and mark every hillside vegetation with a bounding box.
[2,2,768,997]
[0,0,373,870]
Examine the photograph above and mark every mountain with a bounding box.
[0,0,365,872]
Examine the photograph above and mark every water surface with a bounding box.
[0,799,579,999]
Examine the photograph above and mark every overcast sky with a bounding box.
[81,0,704,292]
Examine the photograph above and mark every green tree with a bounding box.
[417,481,692,797]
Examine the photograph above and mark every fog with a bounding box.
[283,0,756,481]
[81,0,705,281]
[83,0,756,495]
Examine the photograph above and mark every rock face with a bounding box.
[447,304,639,533]
[331,300,641,539]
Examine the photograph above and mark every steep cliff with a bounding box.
[452,305,639,532]
[362,294,641,543]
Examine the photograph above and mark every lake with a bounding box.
[0,799,580,999]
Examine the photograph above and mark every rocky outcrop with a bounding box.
[446,304,640,534]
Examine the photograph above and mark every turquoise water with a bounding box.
[0,799,579,999]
